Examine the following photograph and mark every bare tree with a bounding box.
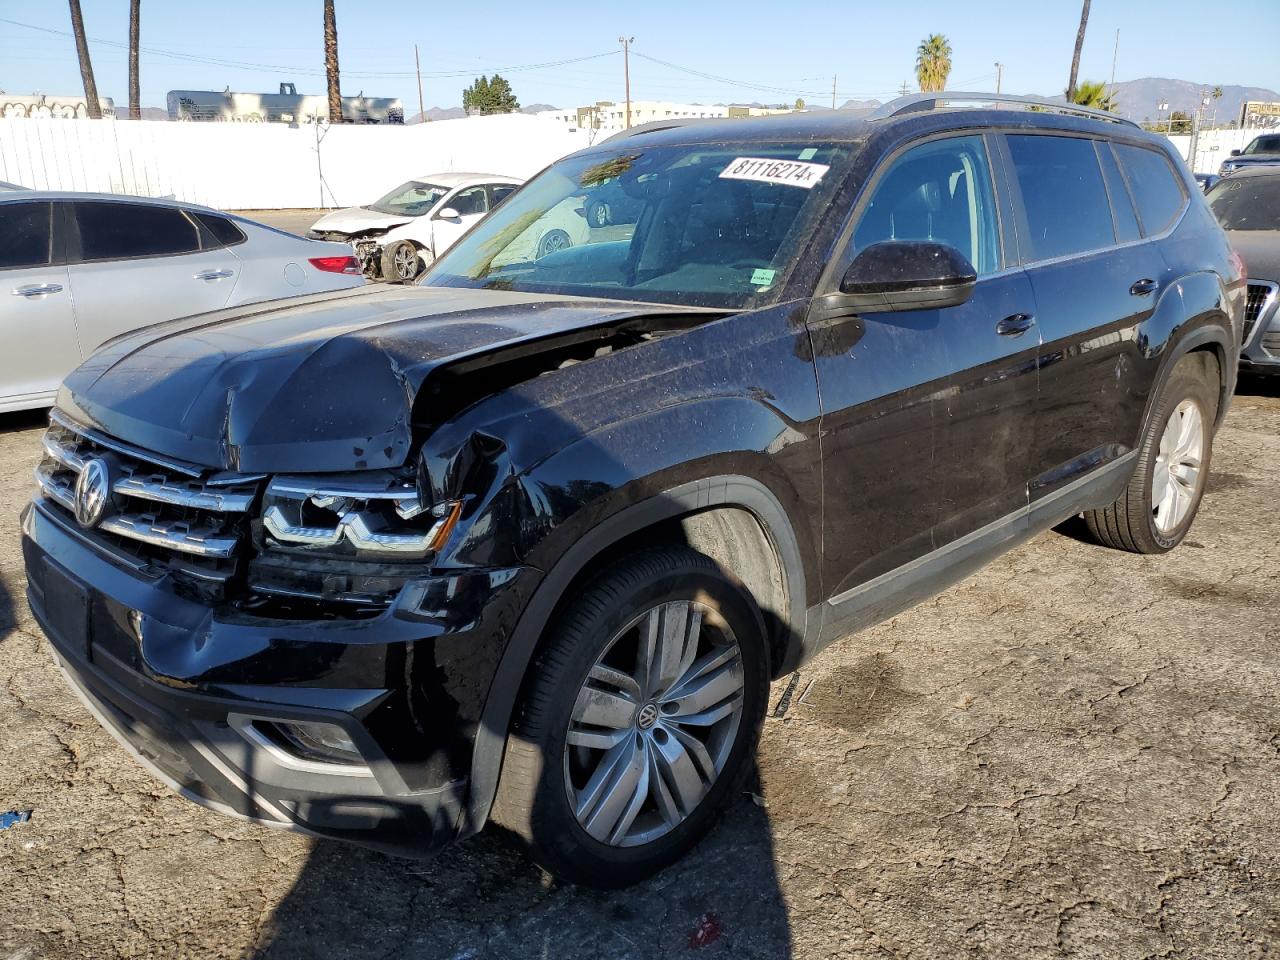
[1066,0,1092,103]
[67,0,101,119]
[324,0,342,123]
[128,0,140,120]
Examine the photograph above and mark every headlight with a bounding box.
[259,473,461,560]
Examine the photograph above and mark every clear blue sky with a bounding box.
[0,0,1275,112]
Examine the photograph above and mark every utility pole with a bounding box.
[619,36,633,128]
[994,62,1003,94]
[1108,28,1119,102]
[899,80,910,98]
[831,74,837,110]
[414,44,425,122]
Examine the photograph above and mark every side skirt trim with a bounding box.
[814,451,1137,651]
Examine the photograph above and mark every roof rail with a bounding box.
[866,92,1139,129]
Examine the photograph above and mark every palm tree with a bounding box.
[915,34,952,93]
[67,0,101,119]
[1066,0,1092,102]
[128,0,140,120]
[1069,80,1115,112]
[323,0,342,122]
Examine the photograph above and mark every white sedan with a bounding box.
[0,192,364,414]
[308,172,590,281]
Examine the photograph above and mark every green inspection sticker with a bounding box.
[798,148,818,160]
[750,268,776,286]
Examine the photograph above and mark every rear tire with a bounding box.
[491,546,768,888]
[1082,353,1219,553]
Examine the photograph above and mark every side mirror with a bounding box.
[436,207,461,221]
[1230,149,1242,157]
[839,240,977,312]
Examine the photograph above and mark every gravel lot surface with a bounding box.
[2,381,1278,960]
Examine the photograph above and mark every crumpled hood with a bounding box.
[57,286,680,473]
[310,206,413,236]
[1227,230,1280,284]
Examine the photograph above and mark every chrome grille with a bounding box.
[33,412,264,584]
[1243,281,1277,347]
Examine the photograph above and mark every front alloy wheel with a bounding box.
[491,546,767,888]
[382,240,420,281]
[565,600,745,847]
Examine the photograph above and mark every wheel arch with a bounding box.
[462,474,809,836]
[1139,272,1237,441]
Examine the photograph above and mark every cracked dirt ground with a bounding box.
[3,384,1279,960]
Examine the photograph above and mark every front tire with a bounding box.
[535,229,572,259]
[1083,353,1219,553]
[381,240,421,281]
[491,546,768,888]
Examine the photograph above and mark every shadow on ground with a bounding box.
[245,771,790,959]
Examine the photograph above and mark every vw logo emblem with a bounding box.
[73,457,112,529]
[636,702,659,730]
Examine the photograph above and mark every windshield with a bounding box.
[369,180,449,216]
[419,141,855,309]
[1244,135,1280,155]
[1208,175,1280,230]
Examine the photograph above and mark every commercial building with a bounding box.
[1,93,115,118]
[537,100,793,134]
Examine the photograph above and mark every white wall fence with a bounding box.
[0,114,590,210]
[1166,128,1267,175]
[0,115,1267,208]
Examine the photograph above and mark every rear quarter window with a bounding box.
[1114,144,1187,236]
[1006,134,1116,261]
[194,212,248,247]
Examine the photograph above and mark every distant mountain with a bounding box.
[408,106,466,123]
[139,106,169,121]
[1099,78,1277,123]
[520,103,559,114]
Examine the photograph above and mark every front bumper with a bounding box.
[22,499,534,857]
[1241,282,1280,374]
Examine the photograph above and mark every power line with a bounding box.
[0,16,617,80]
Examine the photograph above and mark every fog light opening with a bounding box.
[265,719,364,766]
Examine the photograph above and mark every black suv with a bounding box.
[23,94,1243,887]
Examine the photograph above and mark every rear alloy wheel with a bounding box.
[1083,353,1218,553]
[589,201,611,228]
[381,240,420,281]
[491,547,768,888]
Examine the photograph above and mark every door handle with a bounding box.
[11,283,64,298]
[194,269,234,281]
[996,313,1036,337]
[1129,278,1158,296]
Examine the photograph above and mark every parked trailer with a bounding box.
[167,83,403,124]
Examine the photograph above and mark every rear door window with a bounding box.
[489,184,518,207]
[74,202,201,262]
[1006,134,1116,261]
[1114,144,1187,236]
[0,201,53,269]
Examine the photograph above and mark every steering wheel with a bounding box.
[728,259,771,271]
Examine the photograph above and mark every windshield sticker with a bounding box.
[797,148,818,160]
[750,268,776,286]
[720,157,830,189]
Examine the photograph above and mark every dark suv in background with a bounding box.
[23,94,1242,887]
